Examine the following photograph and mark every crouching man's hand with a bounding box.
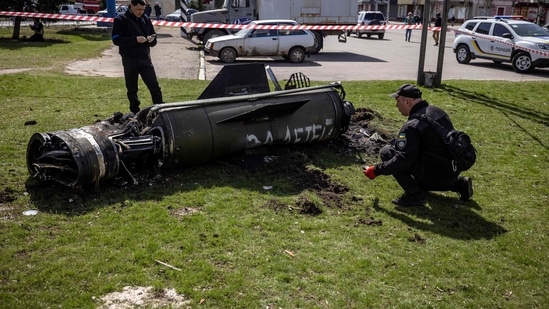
[363,166,377,180]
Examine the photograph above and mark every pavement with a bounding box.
[60,25,548,82]
[65,26,202,80]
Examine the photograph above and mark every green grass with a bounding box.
[1,26,548,308]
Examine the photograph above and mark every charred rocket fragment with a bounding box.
[26,64,355,188]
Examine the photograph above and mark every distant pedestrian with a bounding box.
[433,13,442,46]
[24,18,45,42]
[404,12,414,42]
[144,3,152,17]
[154,2,161,20]
[450,16,456,27]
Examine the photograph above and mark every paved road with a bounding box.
[63,26,549,82]
[203,27,549,82]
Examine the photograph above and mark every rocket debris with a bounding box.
[26,63,355,188]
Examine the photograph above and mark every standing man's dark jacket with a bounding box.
[374,100,459,186]
[112,10,157,58]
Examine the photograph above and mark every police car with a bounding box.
[452,16,549,73]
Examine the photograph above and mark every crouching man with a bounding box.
[363,84,473,206]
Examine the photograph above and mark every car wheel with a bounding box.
[512,52,534,73]
[378,33,384,40]
[288,47,306,63]
[312,31,323,54]
[455,44,471,64]
[219,47,237,63]
[203,29,225,45]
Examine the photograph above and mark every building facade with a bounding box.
[358,0,548,24]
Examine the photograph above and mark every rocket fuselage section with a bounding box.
[26,64,354,188]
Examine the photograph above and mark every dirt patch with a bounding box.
[0,68,33,75]
[335,107,392,157]
[257,107,391,214]
[0,187,17,203]
[96,286,191,309]
[170,206,200,218]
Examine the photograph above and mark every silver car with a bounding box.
[165,9,182,22]
[97,5,127,17]
[204,20,316,63]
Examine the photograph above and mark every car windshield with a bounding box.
[510,23,549,37]
[235,25,255,36]
[365,13,384,20]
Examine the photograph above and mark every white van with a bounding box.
[352,11,386,39]
[59,4,87,15]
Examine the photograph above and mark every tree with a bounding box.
[483,0,494,16]
[188,0,206,11]
[463,0,472,20]
[0,0,63,39]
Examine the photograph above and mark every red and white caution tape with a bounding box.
[0,11,440,31]
[2,10,548,57]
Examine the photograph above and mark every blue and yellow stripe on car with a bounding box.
[470,39,510,60]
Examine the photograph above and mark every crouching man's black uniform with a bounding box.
[363,84,473,206]
[112,0,163,114]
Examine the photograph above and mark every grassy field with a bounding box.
[1,26,548,308]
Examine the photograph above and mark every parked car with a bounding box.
[204,19,317,63]
[165,9,182,21]
[171,8,198,23]
[452,16,549,73]
[349,11,386,39]
[186,9,198,16]
[97,5,127,17]
[59,4,87,15]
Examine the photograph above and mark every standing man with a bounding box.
[112,0,164,114]
[362,84,473,206]
[432,13,442,46]
[154,2,162,20]
[404,12,413,42]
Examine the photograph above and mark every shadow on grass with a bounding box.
[56,28,113,41]
[0,27,110,50]
[23,142,360,216]
[441,84,549,149]
[373,194,508,240]
[0,38,69,50]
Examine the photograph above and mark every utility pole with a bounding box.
[416,0,430,86]
[417,0,450,87]
[434,0,450,87]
